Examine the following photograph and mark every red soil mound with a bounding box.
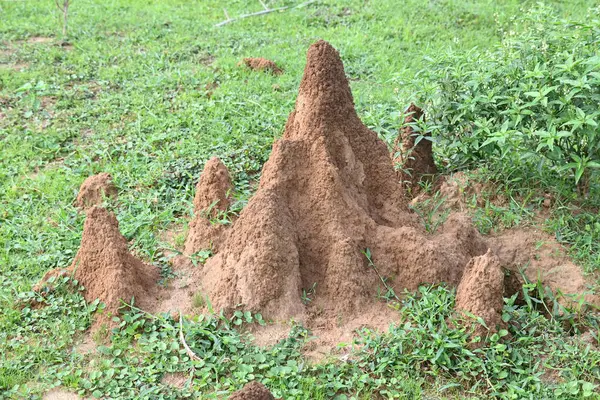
[455,249,505,340]
[393,104,437,190]
[229,382,275,400]
[200,40,490,323]
[72,207,158,317]
[243,58,283,75]
[184,157,233,255]
[75,173,117,208]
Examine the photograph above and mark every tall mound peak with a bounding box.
[199,40,488,323]
[290,40,357,134]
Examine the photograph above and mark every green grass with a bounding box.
[1,0,600,398]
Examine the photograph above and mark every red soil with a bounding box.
[455,249,505,340]
[35,207,159,326]
[72,207,159,319]
[75,173,117,209]
[243,58,283,75]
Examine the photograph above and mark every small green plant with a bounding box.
[409,191,450,233]
[363,248,400,303]
[301,282,317,305]
[417,4,600,197]
[192,292,206,308]
[190,249,212,266]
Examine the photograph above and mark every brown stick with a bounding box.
[179,312,201,361]
[215,0,316,27]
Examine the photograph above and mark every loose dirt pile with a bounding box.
[393,103,437,191]
[75,172,117,209]
[184,157,233,255]
[199,40,495,325]
[229,382,275,400]
[242,58,283,75]
[455,249,505,339]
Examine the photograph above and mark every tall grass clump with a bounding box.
[416,4,600,198]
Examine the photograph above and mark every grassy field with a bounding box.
[1,0,600,399]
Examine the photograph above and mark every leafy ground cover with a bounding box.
[1,0,599,398]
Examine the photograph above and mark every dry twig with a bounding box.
[179,312,201,361]
[215,0,316,27]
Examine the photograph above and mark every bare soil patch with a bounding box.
[161,372,189,389]
[42,389,83,400]
[27,36,54,44]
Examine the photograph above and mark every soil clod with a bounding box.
[455,249,505,340]
[242,58,283,75]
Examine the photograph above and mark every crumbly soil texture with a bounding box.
[229,381,275,400]
[75,172,117,209]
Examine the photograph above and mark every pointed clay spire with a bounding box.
[72,206,157,315]
[287,40,358,139]
[185,157,233,255]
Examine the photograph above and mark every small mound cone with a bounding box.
[455,249,505,340]
[75,173,117,209]
[200,40,488,322]
[393,104,437,190]
[184,157,233,255]
[72,206,158,316]
[243,58,283,75]
[229,382,275,400]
